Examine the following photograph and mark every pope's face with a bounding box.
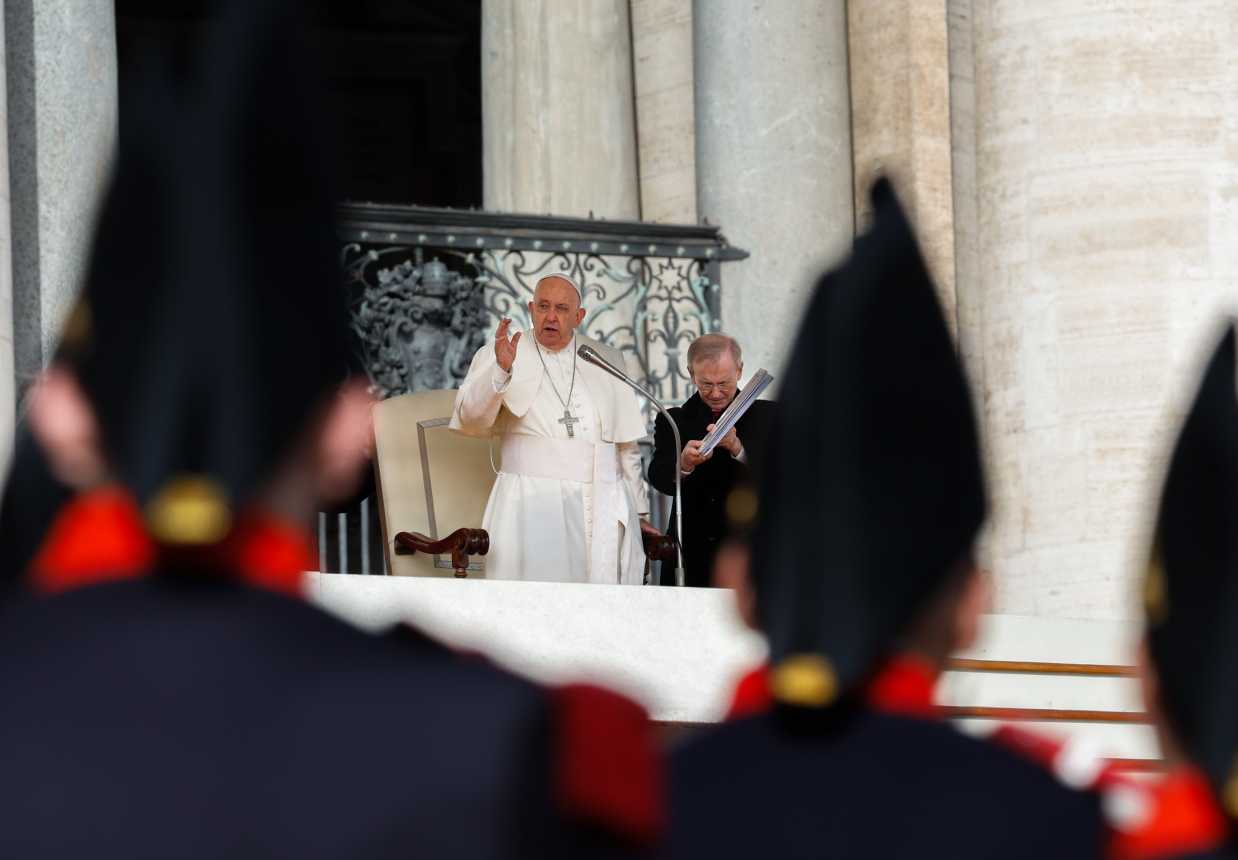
[528,277,585,351]
[690,354,742,413]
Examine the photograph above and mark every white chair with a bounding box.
[372,390,495,577]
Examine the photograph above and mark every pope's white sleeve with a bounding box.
[454,347,506,431]
[492,365,512,393]
[619,441,650,517]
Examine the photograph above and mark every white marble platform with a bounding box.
[306,574,1153,760]
[306,574,767,724]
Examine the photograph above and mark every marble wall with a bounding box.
[630,0,697,224]
[0,1,13,467]
[964,1,1238,620]
[481,0,640,220]
[693,0,854,386]
[5,0,116,404]
[947,0,982,399]
[848,0,956,330]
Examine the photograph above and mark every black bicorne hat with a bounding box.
[1146,325,1238,818]
[61,0,352,545]
[750,178,987,707]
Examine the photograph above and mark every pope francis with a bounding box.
[450,274,650,584]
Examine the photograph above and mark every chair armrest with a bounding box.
[641,528,678,563]
[393,528,489,578]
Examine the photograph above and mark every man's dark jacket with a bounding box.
[647,391,775,587]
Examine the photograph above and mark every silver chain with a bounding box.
[534,334,577,408]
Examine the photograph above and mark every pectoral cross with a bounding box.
[558,408,580,438]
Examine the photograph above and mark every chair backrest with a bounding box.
[372,390,498,577]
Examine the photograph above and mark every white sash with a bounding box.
[500,434,626,583]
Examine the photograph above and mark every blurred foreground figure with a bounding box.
[1108,328,1238,860]
[663,180,1103,859]
[0,3,660,857]
[0,424,70,602]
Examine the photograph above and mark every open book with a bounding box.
[699,369,774,456]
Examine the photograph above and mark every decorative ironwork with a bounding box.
[346,252,488,394]
[338,204,748,423]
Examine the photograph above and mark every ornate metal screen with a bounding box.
[338,204,747,409]
[321,203,747,574]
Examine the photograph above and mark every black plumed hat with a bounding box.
[1146,325,1238,818]
[750,178,987,707]
[60,0,351,545]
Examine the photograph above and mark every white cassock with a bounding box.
[449,331,649,584]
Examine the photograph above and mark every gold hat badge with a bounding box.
[1143,542,1168,628]
[725,485,759,530]
[60,300,92,356]
[1223,757,1238,820]
[770,653,839,708]
[146,475,233,546]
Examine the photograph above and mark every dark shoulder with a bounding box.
[0,580,572,858]
[0,577,543,708]
[677,709,1106,804]
[670,711,1102,859]
[1146,849,1238,860]
[265,586,546,708]
[867,714,1103,817]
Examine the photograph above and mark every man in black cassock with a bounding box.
[0,3,662,857]
[647,334,774,587]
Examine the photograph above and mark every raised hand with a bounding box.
[495,318,522,372]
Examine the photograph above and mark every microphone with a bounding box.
[578,344,686,586]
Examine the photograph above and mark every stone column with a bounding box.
[481,0,640,219]
[6,0,117,395]
[947,0,992,568]
[0,0,13,465]
[630,0,696,224]
[970,1,1238,619]
[694,0,853,379]
[847,1,956,330]
[947,0,981,381]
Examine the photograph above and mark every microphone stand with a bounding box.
[578,345,686,586]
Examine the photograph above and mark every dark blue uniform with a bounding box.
[0,492,659,858]
[665,708,1103,860]
[0,580,559,857]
